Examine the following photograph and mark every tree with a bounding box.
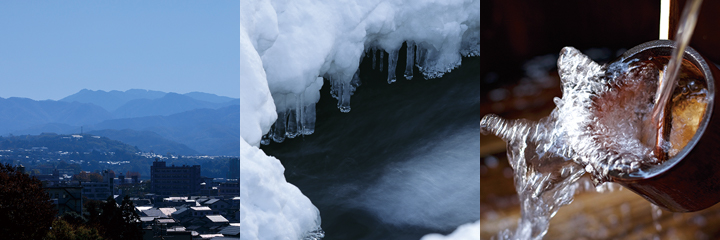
[96,196,143,240]
[0,163,56,239]
[45,218,104,240]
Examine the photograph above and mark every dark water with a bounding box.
[261,56,480,240]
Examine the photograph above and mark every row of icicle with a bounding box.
[262,41,423,144]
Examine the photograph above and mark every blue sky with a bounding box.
[0,1,239,100]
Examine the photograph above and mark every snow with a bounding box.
[420,221,481,240]
[241,2,321,239]
[240,0,479,239]
[239,138,321,240]
[257,0,480,141]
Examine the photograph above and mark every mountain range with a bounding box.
[2,89,239,156]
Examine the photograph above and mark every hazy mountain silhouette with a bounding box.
[87,129,199,155]
[112,92,239,118]
[92,105,239,156]
[60,89,167,112]
[184,91,237,103]
[0,97,113,134]
[60,89,239,114]
[4,90,239,156]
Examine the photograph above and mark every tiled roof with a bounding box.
[142,209,167,218]
[156,218,176,224]
[159,207,177,216]
[205,215,229,223]
[219,225,240,236]
[190,206,212,211]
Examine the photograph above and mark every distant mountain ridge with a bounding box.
[0,133,140,153]
[60,89,167,112]
[87,129,199,156]
[2,89,239,156]
[112,92,239,119]
[0,97,113,134]
[93,105,239,156]
[60,89,238,113]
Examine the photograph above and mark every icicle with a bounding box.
[416,45,427,73]
[404,41,415,80]
[379,51,384,71]
[301,102,316,135]
[296,92,305,136]
[372,49,377,70]
[351,70,361,89]
[272,108,286,143]
[387,49,398,84]
[330,76,339,99]
[338,81,351,113]
[286,94,300,138]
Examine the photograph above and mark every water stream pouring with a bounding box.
[481,39,720,240]
[609,39,720,212]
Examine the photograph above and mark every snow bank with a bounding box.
[420,221,480,240]
[241,1,322,239]
[240,138,322,240]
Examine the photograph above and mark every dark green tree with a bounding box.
[45,218,104,240]
[97,196,142,240]
[0,163,56,239]
[119,195,143,239]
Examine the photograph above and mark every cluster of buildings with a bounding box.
[136,196,240,239]
[28,159,240,240]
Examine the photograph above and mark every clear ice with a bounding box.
[387,49,399,84]
[404,42,415,80]
[482,47,665,239]
[264,86,320,144]
[264,41,472,144]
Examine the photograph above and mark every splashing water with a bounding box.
[483,5,708,239]
[482,47,669,239]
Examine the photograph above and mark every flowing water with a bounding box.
[650,0,704,151]
[262,56,480,240]
[481,1,706,238]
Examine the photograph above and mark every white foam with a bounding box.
[353,130,480,230]
[420,221,480,240]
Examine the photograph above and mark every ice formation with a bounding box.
[256,0,480,142]
[240,0,479,239]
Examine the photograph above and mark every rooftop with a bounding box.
[219,225,239,236]
[205,215,229,223]
[142,209,167,218]
[190,206,212,211]
[158,207,177,216]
